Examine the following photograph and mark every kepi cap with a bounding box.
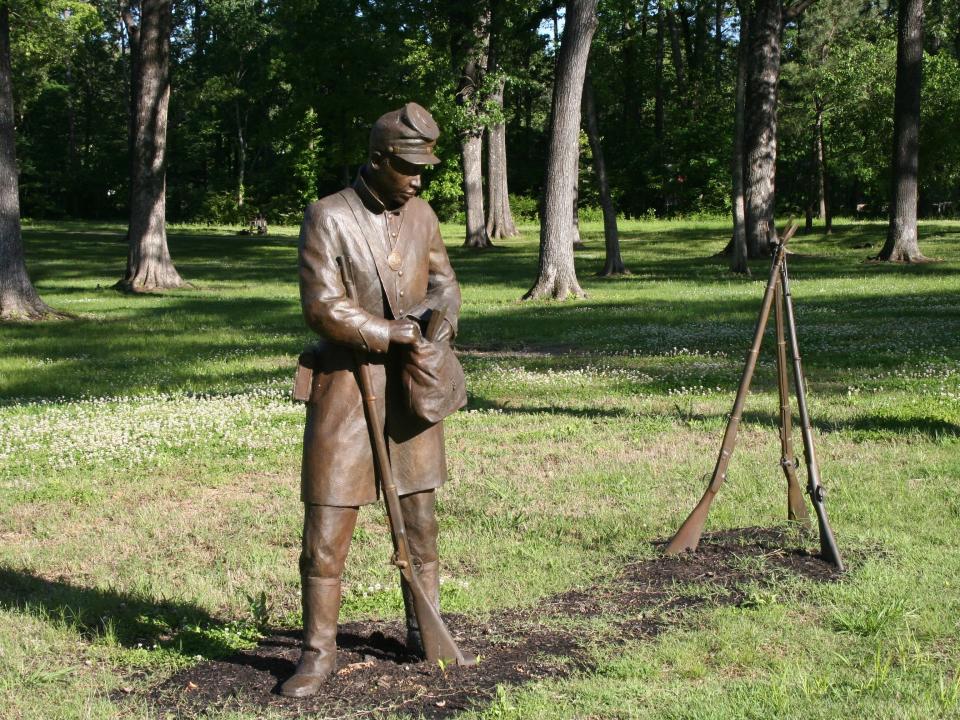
[369,102,441,166]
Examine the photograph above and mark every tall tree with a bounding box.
[743,0,815,256]
[571,167,583,248]
[714,0,725,89]
[118,0,183,292]
[879,0,926,261]
[582,71,626,276]
[654,2,666,142]
[485,0,518,239]
[0,5,56,320]
[779,0,867,236]
[455,5,493,249]
[812,94,831,232]
[667,3,688,97]
[524,0,598,300]
[729,1,750,273]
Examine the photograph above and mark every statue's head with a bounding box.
[366,102,440,209]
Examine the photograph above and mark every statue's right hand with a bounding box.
[388,318,422,346]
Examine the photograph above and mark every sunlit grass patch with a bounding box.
[1,218,959,718]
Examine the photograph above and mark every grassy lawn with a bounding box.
[1,217,959,719]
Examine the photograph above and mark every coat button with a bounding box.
[399,290,405,297]
[398,270,403,276]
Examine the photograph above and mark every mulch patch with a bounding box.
[147,526,843,719]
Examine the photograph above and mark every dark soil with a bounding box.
[147,527,843,719]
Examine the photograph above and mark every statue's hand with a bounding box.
[431,318,454,344]
[389,318,422,346]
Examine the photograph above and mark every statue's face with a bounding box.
[368,152,423,209]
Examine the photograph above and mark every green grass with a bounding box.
[1,217,959,718]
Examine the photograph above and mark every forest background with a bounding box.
[15,0,960,230]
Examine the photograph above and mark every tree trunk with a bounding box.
[484,13,518,240]
[0,7,57,321]
[668,6,688,96]
[813,100,832,233]
[457,6,493,249]
[122,2,139,238]
[485,109,517,238]
[819,116,832,234]
[66,63,78,216]
[813,107,825,219]
[119,0,183,292]
[235,100,246,211]
[879,0,926,262]
[583,73,626,276]
[524,0,598,300]
[715,0,724,90]
[461,131,490,248]
[678,2,695,69]
[571,170,583,249]
[621,9,641,135]
[655,5,665,141]
[694,0,709,73]
[743,0,782,257]
[730,3,749,274]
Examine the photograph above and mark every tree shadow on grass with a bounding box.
[463,395,960,441]
[0,295,304,401]
[457,283,960,369]
[24,227,300,287]
[547,221,960,287]
[0,566,242,659]
[3,280,958,402]
[466,395,639,420]
[713,408,960,441]
[5,222,959,403]
[23,221,960,294]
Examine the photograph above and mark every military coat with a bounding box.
[298,172,461,507]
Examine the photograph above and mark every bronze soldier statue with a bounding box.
[281,102,461,698]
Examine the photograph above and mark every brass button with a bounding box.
[399,290,405,297]
[398,270,403,277]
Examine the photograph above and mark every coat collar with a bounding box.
[354,167,404,216]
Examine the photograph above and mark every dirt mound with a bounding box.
[147,527,842,718]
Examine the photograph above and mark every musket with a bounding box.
[665,226,796,555]
[775,279,811,527]
[779,258,844,570]
[336,255,475,666]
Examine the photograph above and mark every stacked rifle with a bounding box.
[665,224,844,570]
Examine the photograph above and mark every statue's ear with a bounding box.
[369,150,386,171]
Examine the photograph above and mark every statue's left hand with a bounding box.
[431,319,454,344]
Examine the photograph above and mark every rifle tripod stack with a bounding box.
[665,224,844,571]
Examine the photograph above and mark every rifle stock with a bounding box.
[665,233,793,555]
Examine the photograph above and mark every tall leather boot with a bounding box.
[279,576,339,697]
[401,560,439,659]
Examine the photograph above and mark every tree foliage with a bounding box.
[5,0,960,227]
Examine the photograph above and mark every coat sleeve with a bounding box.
[299,202,393,353]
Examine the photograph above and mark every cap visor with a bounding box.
[394,151,441,166]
